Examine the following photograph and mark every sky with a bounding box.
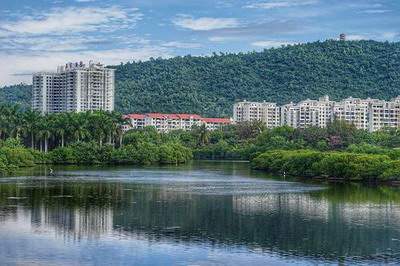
[0,0,399,86]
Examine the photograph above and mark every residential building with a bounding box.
[233,95,400,132]
[332,97,370,130]
[233,101,280,128]
[32,62,115,113]
[202,118,232,131]
[281,96,334,128]
[123,113,232,132]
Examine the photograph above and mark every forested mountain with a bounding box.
[0,84,31,109]
[2,40,400,116]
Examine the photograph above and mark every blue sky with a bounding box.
[0,0,399,85]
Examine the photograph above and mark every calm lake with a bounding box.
[1,161,400,265]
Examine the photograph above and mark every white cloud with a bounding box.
[360,9,390,14]
[251,40,296,48]
[208,36,241,42]
[244,0,318,9]
[161,41,202,49]
[345,34,369,41]
[0,47,172,86]
[0,6,141,35]
[173,15,239,31]
[382,32,398,40]
[340,32,398,42]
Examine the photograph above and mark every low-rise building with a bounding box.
[123,113,232,132]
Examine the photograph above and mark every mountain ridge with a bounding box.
[2,40,400,116]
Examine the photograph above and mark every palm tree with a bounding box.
[54,113,67,147]
[71,113,89,142]
[23,110,41,149]
[0,106,9,140]
[197,124,209,146]
[109,111,126,147]
[38,118,52,153]
[7,105,24,139]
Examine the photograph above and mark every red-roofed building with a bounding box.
[123,113,232,132]
[202,118,232,130]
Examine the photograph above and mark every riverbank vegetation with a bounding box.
[0,106,193,172]
[252,150,400,181]
[4,104,400,181]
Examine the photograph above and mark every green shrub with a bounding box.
[50,147,76,164]
[253,149,396,181]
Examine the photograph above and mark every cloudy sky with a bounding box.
[0,0,399,85]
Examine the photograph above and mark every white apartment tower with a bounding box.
[32,62,115,113]
[233,101,280,128]
[281,96,334,128]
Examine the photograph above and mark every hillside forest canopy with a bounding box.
[1,40,400,117]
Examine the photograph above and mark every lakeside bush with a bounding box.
[0,139,36,172]
[49,141,192,166]
[252,150,400,181]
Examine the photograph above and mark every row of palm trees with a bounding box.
[0,105,127,152]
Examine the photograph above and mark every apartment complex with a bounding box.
[233,101,280,128]
[233,96,400,132]
[32,62,115,113]
[123,113,232,132]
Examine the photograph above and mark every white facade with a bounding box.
[32,62,115,113]
[233,95,400,132]
[123,113,232,132]
[281,96,334,129]
[233,101,280,128]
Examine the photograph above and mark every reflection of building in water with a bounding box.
[232,194,400,226]
[232,194,330,221]
[31,204,113,240]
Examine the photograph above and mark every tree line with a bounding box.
[0,105,126,153]
[3,103,400,181]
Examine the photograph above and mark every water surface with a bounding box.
[1,161,400,265]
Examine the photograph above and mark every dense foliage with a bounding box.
[0,106,194,172]
[252,150,400,181]
[2,40,400,117]
[4,104,400,181]
[0,138,36,172]
[0,84,31,110]
[114,40,400,116]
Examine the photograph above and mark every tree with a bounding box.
[196,124,209,147]
[23,110,41,149]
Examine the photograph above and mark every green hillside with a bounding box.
[0,84,31,109]
[2,40,400,116]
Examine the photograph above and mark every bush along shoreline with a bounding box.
[251,150,400,183]
[0,139,193,174]
[5,104,400,184]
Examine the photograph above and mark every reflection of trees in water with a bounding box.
[1,181,400,263]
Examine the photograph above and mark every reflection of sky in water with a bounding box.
[0,168,325,195]
[1,164,400,265]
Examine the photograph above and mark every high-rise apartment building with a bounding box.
[233,95,400,132]
[32,62,115,113]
